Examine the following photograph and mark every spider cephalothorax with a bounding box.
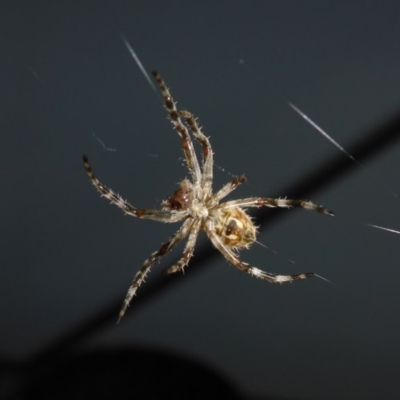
[83,71,333,321]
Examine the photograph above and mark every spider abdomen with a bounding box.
[213,208,257,249]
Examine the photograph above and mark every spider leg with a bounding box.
[205,221,313,283]
[83,155,187,222]
[214,175,247,202]
[221,197,334,216]
[165,219,201,274]
[179,110,213,197]
[118,218,193,322]
[152,71,202,188]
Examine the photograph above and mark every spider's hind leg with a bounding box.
[205,221,314,284]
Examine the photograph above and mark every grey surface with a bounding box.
[2,2,400,399]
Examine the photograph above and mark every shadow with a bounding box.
[19,346,243,400]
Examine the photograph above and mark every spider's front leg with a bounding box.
[152,71,202,187]
[178,110,214,196]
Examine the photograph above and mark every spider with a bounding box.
[83,71,334,322]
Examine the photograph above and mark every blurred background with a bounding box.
[1,2,400,399]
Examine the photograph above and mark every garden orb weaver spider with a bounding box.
[83,71,334,322]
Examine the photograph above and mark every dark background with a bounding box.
[2,2,400,399]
